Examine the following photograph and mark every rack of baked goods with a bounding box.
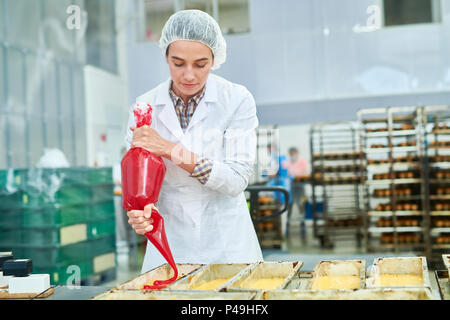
[312,152,363,161]
[369,140,417,149]
[372,187,418,198]
[372,170,420,180]
[312,164,363,173]
[379,232,422,244]
[311,172,362,185]
[431,123,450,133]
[433,233,450,245]
[376,217,421,227]
[428,155,450,163]
[365,123,415,133]
[373,202,421,212]
[293,175,311,183]
[431,217,450,228]
[367,155,419,165]
[428,140,450,148]
[326,217,363,228]
[422,106,450,266]
[309,122,365,248]
[429,169,450,180]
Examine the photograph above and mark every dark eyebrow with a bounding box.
[171,56,209,62]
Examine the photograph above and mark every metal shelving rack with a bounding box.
[422,105,450,269]
[309,122,365,248]
[358,106,428,256]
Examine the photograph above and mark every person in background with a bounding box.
[286,147,308,238]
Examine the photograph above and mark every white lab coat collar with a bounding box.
[154,74,218,141]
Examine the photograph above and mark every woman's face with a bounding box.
[166,40,214,100]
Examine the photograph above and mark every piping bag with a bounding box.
[121,103,178,290]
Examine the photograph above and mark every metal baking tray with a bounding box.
[224,261,303,292]
[284,272,313,290]
[116,264,203,290]
[435,270,449,300]
[91,289,256,300]
[254,287,435,300]
[443,254,450,279]
[366,257,431,289]
[310,260,366,290]
[166,263,252,291]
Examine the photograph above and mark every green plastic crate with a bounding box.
[89,201,115,221]
[0,236,115,267]
[0,209,22,228]
[24,167,88,187]
[0,205,89,229]
[0,241,91,267]
[0,191,27,210]
[22,205,89,228]
[87,167,113,185]
[0,185,91,210]
[34,260,93,285]
[0,169,26,192]
[90,185,114,203]
[88,219,116,239]
[0,224,88,247]
[89,235,116,258]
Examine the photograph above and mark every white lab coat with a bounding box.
[125,73,263,273]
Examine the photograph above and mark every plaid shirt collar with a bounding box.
[169,81,206,108]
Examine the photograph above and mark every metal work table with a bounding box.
[36,286,113,300]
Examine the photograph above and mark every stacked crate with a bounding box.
[0,167,116,285]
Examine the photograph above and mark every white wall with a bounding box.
[84,66,128,166]
[125,0,450,125]
[83,0,130,167]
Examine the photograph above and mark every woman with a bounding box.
[125,10,263,273]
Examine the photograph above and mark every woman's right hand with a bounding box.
[127,204,157,235]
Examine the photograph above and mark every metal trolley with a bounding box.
[309,122,365,248]
[245,186,290,249]
[357,106,428,257]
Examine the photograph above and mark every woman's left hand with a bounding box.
[131,125,174,157]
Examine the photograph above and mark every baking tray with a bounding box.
[166,263,252,291]
[116,264,203,290]
[224,261,303,292]
[435,270,449,300]
[443,254,450,279]
[366,257,431,289]
[91,289,256,300]
[254,287,435,300]
[284,272,313,290]
[310,260,366,290]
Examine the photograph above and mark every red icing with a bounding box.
[122,103,178,290]
[133,104,153,127]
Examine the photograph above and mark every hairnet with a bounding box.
[159,10,227,70]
